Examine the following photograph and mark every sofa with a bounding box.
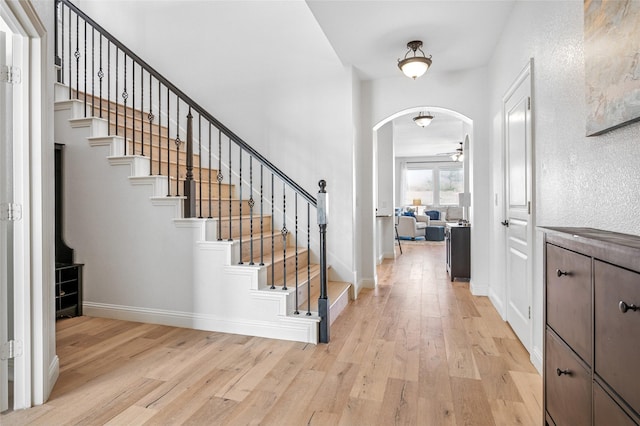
[396,214,430,240]
[422,206,464,227]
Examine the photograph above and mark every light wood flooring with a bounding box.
[2,241,541,425]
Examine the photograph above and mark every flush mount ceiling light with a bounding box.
[451,142,464,162]
[398,40,433,79]
[413,111,434,127]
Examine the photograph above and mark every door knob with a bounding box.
[619,301,639,313]
[501,220,509,227]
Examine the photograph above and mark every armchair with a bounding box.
[396,214,430,240]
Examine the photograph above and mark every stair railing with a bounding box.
[55,0,330,341]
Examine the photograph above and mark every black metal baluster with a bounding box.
[294,194,299,314]
[148,75,154,175]
[115,46,118,136]
[260,165,264,266]
[107,42,110,130]
[307,203,311,315]
[175,99,180,196]
[157,80,161,175]
[140,65,144,156]
[249,157,254,265]
[217,129,222,237]
[83,19,87,116]
[238,148,243,264]
[60,3,65,85]
[68,7,72,98]
[228,136,232,241]
[209,120,214,220]
[184,108,195,217]
[208,120,212,218]
[74,13,79,100]
[270,174,275,289]
[130,63,134,152]
[91,27,94,116]
[166,86,170,196]
[198,115,202,218]
[98,35,103,118]
[282,182,287,291]
[207,123,212,219]
[123,54,128,155]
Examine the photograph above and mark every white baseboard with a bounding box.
[83,301,319,344]
[489,287,507,320]
[531,345,543,375]
[469,279,488,296]
[359,277,376,289]
[47,356,60,402]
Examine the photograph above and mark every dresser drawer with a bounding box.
[594,260,640,413]
[545,329,591,426]
[546,243,592,362]
[594,382,637,426]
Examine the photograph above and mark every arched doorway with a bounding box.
[371,106,473,284]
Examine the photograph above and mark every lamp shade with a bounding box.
[412,199,422,206]
[413,112,434,127]
[398,56,432,79]
[398,40,433,80]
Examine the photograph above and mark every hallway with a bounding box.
[1,241,541,425]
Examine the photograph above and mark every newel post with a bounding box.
[317,179,329,343]
[184,108,195,217]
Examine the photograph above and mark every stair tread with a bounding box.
[246,246,308,267]
[269,263,321,287]
[297,281,351,311]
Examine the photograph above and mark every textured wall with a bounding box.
[492,1,640,233]
[488,0,640,371]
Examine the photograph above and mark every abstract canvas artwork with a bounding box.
[584,0,640,136]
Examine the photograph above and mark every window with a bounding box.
[403,163,464,206]
[405,169,433,205]
[439,168,464,205]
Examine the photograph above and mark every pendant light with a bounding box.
[398,40,433,79]
[413,112,434,127]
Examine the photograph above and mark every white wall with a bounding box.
[487,0,640,372]
[359,69,492,293]
[71,0,356,283]
[375,122,394,264]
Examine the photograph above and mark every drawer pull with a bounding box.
[556,269,571,277]
[556,368,571,376]
[618,301,639,313]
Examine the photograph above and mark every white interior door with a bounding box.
[0,28,11,413]
[503,61,533,352]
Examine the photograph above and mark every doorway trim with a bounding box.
[371,106,473,287]
[1,0,54,408]
[501,58,535,355]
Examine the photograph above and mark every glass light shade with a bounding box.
[398,57,432,79]
[413,114,433,127]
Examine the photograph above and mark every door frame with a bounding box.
[502,58,535,353]
[1,0,52,409]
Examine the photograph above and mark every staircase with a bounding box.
[53,0,350,344]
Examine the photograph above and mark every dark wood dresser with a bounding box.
[445,223,470,281]
[542,227,640,426]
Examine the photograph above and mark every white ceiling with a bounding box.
[79,0,516,158]
[306,0,516,79]
[307,0,516,157]
[393,113,465,158]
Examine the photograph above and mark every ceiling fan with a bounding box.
[436,142,464,162]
